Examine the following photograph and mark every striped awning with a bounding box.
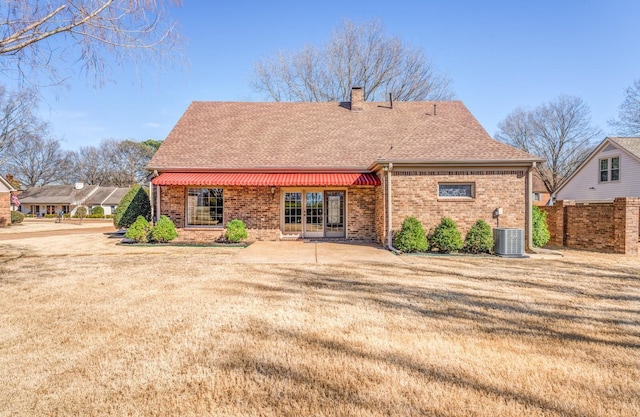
[151,172,380,187]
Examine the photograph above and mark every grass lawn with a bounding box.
[0,233,639,416]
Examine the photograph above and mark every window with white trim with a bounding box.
[438,183,475,198]
[187,188,224,226]
[599,157,620,182]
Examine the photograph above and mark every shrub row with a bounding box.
[394,216,494,254]
[125,215,178,243]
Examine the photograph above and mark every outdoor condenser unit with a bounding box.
[493,228,525,257]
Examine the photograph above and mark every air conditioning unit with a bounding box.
[493,228,525,257]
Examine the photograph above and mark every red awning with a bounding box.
[152,172,380,187]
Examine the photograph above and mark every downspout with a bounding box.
[149,181,154,224]
[386,162,400,253]
[526,162,536,251]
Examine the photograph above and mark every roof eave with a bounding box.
[368,158,543,171]
[146,166,374,173]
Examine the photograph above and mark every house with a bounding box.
[532,171,551,206]
[0,175,16,226]
[16,183,121,216]
[555,137,640,201]
[83,187,130,215]
[147,87,542,246]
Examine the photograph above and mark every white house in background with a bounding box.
[555,137,640,201]
[84,187,129,215]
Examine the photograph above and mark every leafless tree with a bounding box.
[0,86,45,166]
[496,95,601,194]
[72,138,155,186]
[252,19,454,102]
[0,0,184,87]
[5,133,75,187]
[609,79,640,136]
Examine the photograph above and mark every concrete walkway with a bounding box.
[228,241,404,264]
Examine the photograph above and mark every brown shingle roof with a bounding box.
[17,185,99,204]
[609,137,640,160]
[148,100,541,171]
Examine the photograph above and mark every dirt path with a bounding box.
[0,226,117,240]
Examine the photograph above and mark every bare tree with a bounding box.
[0,86,45,166]
[5,133,74,187]
[252,19,454,102]
[0,0,184,87]
[609,79,640,136]
[72,138,156,186]
[496,95,601,194]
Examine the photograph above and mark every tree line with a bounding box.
[0,86,160,189]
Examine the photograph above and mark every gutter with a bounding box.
[386,163,400,254]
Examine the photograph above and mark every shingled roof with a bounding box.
[148,99,541,172]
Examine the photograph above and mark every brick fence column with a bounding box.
[613,197,640,254]
[542,200,574,247]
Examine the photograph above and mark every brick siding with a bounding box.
[540,198,640,254]
[389,170,527,237]
[0,193,10,226]
[347,187,376,240]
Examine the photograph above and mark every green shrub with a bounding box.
[91,206,104,216]
[151,215,178,243]
[44,213,57,218]
[125,216,152,243]
[225,219,248,242]
[113,185,151,229]
[532,206,550,247]
[11,211,24,224]
[463,219,494,254]
[393,216,429,252]
[429,217,463,253]
[75,206,88,218]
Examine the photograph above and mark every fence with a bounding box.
[540,197,640,254]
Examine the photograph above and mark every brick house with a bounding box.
[0,175,16,226]
[148,87,542,246]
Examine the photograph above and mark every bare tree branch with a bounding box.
[609,79,640,136]
[252,19,454,102]
[0,0,184,87]
[496,95,601,194]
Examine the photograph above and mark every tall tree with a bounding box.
[609,79,640,136]
[252,19,454,102]
[5,134,74,187]
[496,95,601,194]
[0,86,44,167]
[0,0,184,87]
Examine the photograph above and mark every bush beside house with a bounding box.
[114,185,151,229]
[151,215,178,243]
[393,216,429,253]
[532,205,550,247]
[225,219,248,242]
[125,216,152,243]
[429,217,464,253]
[463,219,494,254]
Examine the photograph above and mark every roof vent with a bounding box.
[350,87,364,111]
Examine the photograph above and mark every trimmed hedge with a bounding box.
[532,205,550,247]
[429,217,463,253]
[394,216,429,253]
[125,216,152,243]
[113,185,151,229]
[225,219,248,242]
[11,211,24,224]
[151,215,178,243]
[91,206,104,216]
[463,219,494,254]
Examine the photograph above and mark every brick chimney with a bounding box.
[350,87,364,111]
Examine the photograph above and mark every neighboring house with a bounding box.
[0,175,16,226]
[532,171,552,206]
[555,137,640,201]
[147,87,542,246]
[17,184,100,216]
[84,187,130,215]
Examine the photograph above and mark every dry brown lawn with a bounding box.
[0,232,639,416]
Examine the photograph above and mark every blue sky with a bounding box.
[34,0,640,150]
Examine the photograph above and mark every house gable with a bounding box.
[556,137,640,201]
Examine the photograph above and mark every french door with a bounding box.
[283,190,345,238]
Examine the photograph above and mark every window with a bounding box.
[533,192,542,201]
[187,188,223,226]
[599,157,620,182]
[438,183,474,198]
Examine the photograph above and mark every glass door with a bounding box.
[325,191,345,238]
[304,191,324,237]
[283,192,303,235]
